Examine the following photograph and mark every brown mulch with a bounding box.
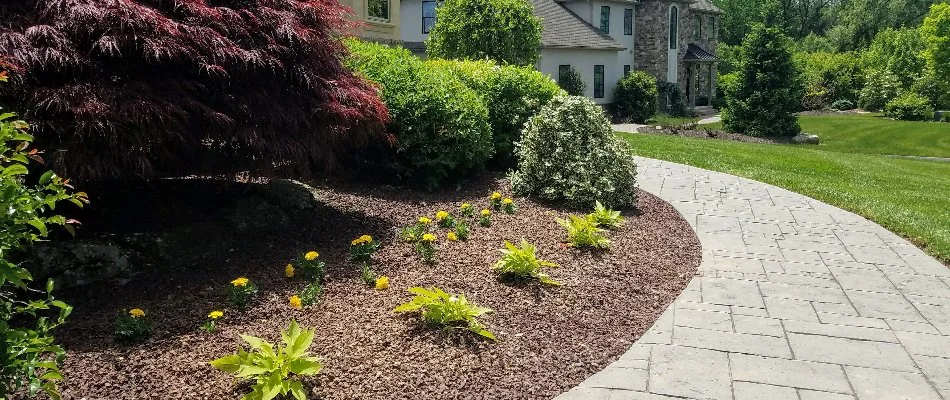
[51,176,701,400]
[638,126,791,144]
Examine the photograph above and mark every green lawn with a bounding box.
[704,113,950,158]
[622,132,950,264]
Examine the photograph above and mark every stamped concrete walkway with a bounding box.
[557,157,950,400]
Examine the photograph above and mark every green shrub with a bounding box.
[511,96,638,208]
[723,24,803,137]
[859,70,901,111]
[426,0,541,66]
[884,92,933,121]
[425,59,562,166]
[556,215,611,249]
[394,287,495,340]
[831,99,855,110]
[0,90,85,399]
[558,66,587,96]
[798,51,864,110]
[493,240,560,285]
[658,81,687,117]
[345,40,492,190]
[911,72,950,110]
[210,320,323,400]
[612,71,659,123]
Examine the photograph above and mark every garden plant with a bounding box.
[394,287,496,340]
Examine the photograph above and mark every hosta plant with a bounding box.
[493,240,560,286]
[210,320,323,400]
[416,234,438,263]
[114,308,150,343]
[297,251,326,282]
[350,235,379,263]
[227,277,259,309]
[436,211,455,228]
[556,215,611,249]
[394,287,496,340]
[588,201,624,229]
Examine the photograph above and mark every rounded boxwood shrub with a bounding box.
[884,92,933,121]
[612,71,659,123]
[345,41,492,189]
[425,59,563,167]
[831,99,855,111]
[511,96,637,208]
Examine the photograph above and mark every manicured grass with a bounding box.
[704,114,950,158]
[621,132,950,264]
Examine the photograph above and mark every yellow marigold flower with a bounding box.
[491,192,502,200]
[419,216,432,225]
[461,203,472,210]
[231,277,249,287]
[289,295,303,310]
[481,209,491,217]
[447,232,458,241]
[503,197,513,205]
[422,233,437,242]
[351,234,373,246]
[375,276,390,290]
[436,210,449,221]
[129,308,145,318]
[208,310,224,319]
[305,251,319,261]
[284,264,295,278]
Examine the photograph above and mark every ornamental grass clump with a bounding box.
[202,311,224,333]
[394,287,496,340]
[416,233,438,263]
[588,201,625,229]
[227,277,258,309]
[493,240,560,286]
[350,235,379,263]
[556,215,611,249]
[115,308,150,343]
[210,320,323,400]
[436,210,456,228]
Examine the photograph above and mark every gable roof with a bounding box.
[684,44,717,61]
[689,0,724,14]
[531,0,625,50]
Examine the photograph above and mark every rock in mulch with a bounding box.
[52,176,701,400]
[792,133,820,144]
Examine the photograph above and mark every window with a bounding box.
[624,9,633,35]
[623,65,631,76]
[422,1,437,34]
[558,65,571,87]
[711,17,718,39]
[368,0,389,21]
[669,5,678,49]
[694,16,702,39]
[600,6,610,34]
[594,65,605,98]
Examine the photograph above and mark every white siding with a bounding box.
[400,0,427,43]
[536,48,622,104]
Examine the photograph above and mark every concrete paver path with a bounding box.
[557,157,950,400]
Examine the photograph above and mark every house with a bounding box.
[395,0,722,107]
[341,0,403,43]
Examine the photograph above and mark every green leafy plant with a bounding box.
[202,311,224,333]
[416,233,438,263]
[479,209,492,227]
[502,198,516,214]
[349,235,379,263]
[210,320,323,400]
[114,308,151,343]
[360,263,377,286]
[556,215,611,249]
[454,220,471,241]
[299,281,323,306]
[297,251,327,282]
[489,192,503,209]
[425,0,542,66]
[0,82,85,399]
[588,201,625,229]
[459,203,474,218]
[435,211,455,229]
[394,287,496,340]
[884,92,933,121]
[493,240,560,286]
[612,71,659,123]
[227,277,259,309]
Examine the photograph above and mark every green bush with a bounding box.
[911,72,950,110]
[425,59,563,166]
[723,24,803,137]
[658,81,687,117]
[426,0,541,66]
[558,66,587,96]
[831,99,855,110]
[798,51,865,110]
[511,96,637,208]
[859,70,902,112]
[884,92,933,121]
[345,40,492,189]
[612,71,659,123]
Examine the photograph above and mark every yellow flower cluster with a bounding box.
[285,264,295,278]
[490,192,502,200]
[375,276,390,290]
[129,308,145,318]
[231,277,249,287]
[435,211,449,221]
[352,234,373,246]
[289,295,302,310]
[447,232,459,241]
[305,251,319,261]
[481,209,491,217]
[208,310,224,319]
[460,203,472,210]
[503,197,513,205]
[418,216,432,225]
[421,233,437,242]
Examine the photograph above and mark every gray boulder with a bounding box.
[793,133,820,144]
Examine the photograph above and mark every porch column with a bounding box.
[689,65,697,108]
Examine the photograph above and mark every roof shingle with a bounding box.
[689,0,724,14]
[531,0,625,50]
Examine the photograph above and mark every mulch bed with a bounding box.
[638,125,790,144]
[51,175,701,400]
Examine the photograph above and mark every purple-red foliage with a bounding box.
[0,0,388,180]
